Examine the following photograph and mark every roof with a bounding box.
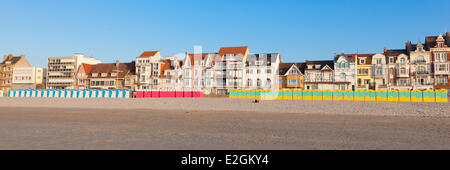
[279,62,306,75]
[343,54,375,65]
[88,62,136,78]
[160,59,177,78]
[385,49,407,56]
[218,46,249,57]
[187,53,216,66]
[80,63,95,75]
[305,60,334,70]
[1,55,22,65]
[138,51,159,58]
[335,54,356,62]
[246,53,280,66]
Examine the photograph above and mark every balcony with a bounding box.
[415,70,429,74]
[48,68,74,72]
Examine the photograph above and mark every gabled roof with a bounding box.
[138,51,160,58]
[279,62,306,75]
[305,60,334,70]
[218,46,249,57]
[1,55,23,65]
[80,63,95,75]
[160,59,180,78]
[187,53,216,66]
[89,62,135,78]
[335,54,356,62]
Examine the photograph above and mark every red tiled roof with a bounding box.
[138,51,159,58]
[81,63,95,75]
[89,62,136,78]
[218,46,248,57]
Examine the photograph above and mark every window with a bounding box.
[266,79,271,87]
[400,68,406,74]
[111,73,117,77]
[92,73,98,77]
[357,69,369,75]
[101,73,107,77]
[438,64,447,71]
[389,57,394,63]
[153,71,159,77]
[400,58,406,64]
[248,79,252,87]
[360,59,365,64]
[267,69,272,74]
[153,79,158,85]
[288,79,299,85]
[376,59,382,64]
[257,69,261,74]
[257,79,261,87]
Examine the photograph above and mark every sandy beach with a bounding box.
[0,97,449,150]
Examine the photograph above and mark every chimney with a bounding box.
[116,60,120,69]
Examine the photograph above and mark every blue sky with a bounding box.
[1,0,449,67]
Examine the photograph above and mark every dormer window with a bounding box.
[400,58,406,64]
[315,65,321,69]
[92,73,98,77]
[360,59,365,64]
[111,73,117,77]
[101,73,107,77]
[389,57,394,63]
[307,65,313,69]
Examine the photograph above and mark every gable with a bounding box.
[285,65,303,76]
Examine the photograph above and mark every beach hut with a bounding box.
[332,90,343,101]
[183,90,192,98]
[422,89,435,102]
[365,90,376,101]
[312,89,323,101]
[303,89,312,100]
[261,89,270,100]
[354,90,365,101]
[411,90,423,102]
[343,90,354,101]
[388,90,399,102]
[255,89,263,99]
[376,90,388,101]
[283,89,293,100]
[292,89,302,100]
[399,90,411,102]
[275,89,283,100]
[175,90,184,98]
[435,89,448,102]
[323,89,333,101]
[247,89,256,99]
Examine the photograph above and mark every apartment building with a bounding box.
[334,54,356,90]
[47,54,101,89]
[87,61,136,90]
[355,54,375,90]
[278,62,305,89]
[0,54,31,94]
[406,40,434,90]
[135,51,163,90]
[427,33,450,89]
[214,46,250,94]
[304,60,335,90]
[245,53,281,90]
[12,67,46,89]
[159,56,182,90]
[371,54,389,91]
